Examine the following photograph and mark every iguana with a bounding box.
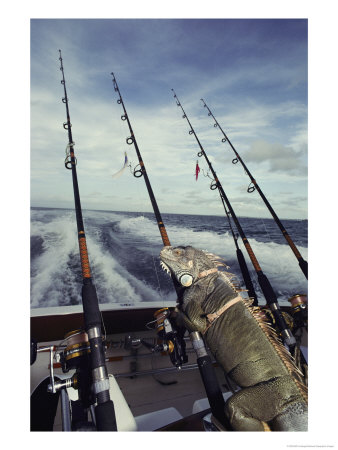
[159,245,308,431]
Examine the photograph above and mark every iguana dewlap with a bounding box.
[160,245,308,431]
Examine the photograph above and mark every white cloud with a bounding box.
[245,140,307,174]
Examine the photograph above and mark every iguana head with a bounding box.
[160,245,225,287]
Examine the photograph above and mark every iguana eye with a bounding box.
[174,249,182,255]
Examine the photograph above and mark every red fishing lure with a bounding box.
[195,161,200,180]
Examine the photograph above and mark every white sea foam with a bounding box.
[30,210,167,308]
[31,213,80,307]
[31,209,307,308]
[116,215,160,240]
[110,213,308,303]
[84,232,163,304]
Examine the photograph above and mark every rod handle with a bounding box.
[95,401,117,431]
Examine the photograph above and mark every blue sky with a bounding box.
[30,18,309,219]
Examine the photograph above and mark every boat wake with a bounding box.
[31,208,308,308]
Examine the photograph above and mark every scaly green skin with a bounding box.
[160,245,308,431]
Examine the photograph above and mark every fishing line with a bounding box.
[260,217,273,242]
[151,251,165,304]
[128,162,135,175]
[145,318,158,330]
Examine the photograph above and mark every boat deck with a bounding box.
[31,326,233,431]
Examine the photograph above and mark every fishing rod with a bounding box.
[111,74,229,427]
[198,157,258,303]
[59,50,116,431]
[200,98,308,280]
[111,72,190,366]
[218,191,258,305]
[171,89,296,349]
[111,72,171,247]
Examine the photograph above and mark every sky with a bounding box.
[30,17,309,219]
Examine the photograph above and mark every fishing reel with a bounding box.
[31,328,99,430]
[261,294,308,337]
[30,337,80,396]
[31,329,95,398]
[153,308,188,368]
[260,306,295,338]
[287,294,308,330]
[59,329,92,373]
[43,329,94,396]
[55,329,98,411]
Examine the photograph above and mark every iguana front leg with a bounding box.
[178,301,208,334]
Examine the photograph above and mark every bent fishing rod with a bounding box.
[171,89,296,349]
[59,50,116,431]
[201,98,308,280]
[111,73,229,427]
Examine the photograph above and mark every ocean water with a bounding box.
[30,207,308,309]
